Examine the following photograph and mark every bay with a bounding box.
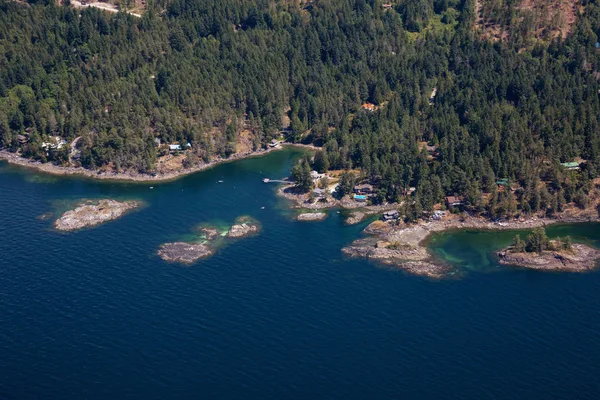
[1,148,600,399]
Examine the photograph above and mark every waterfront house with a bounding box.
[169,143,191,153]
[354,184,374,195]
[41,136,67,150]
[17,134,29,145]
[382,210,400,221]
[445,196,463,208]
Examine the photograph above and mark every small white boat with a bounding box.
[218,180,224,183]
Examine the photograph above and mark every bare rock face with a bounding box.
[363,220,394,235]
[497,244,600,272]
[297,212,327,221]
[345,211,366,225]
[54,199,139,231]
[227,216,260,238]
[200,227,220,241]
[158,242,214,264]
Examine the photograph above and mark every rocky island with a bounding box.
[497,244,600,272]
[54,199,140,231]
[297,212,327,221]
[157,242,214,264]
[226,216,261,238]
[159,216,260,264]
[496,229,600,272]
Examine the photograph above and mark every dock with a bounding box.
[263,178,292,184]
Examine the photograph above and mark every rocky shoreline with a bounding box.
[497,244,600,272]
[54,199,140,231]
[0,145,297,183]
[342,213,600,279]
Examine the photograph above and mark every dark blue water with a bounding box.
[1,149,600,399]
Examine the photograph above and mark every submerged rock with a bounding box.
[497,244,600,272]
[54,199,139,231]
[157,242,214,264]
[227,216,260,238]
[297,212,327,221]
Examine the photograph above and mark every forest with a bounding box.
[1,0,600,217]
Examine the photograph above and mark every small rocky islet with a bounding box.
[54,199,140,231]
[296,212,327,221]
[158,216,260,264]
[497,244,600,272]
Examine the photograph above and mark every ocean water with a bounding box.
[1,148,600,399]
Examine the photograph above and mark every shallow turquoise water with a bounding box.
[1,149,600,399]
[429,224,600,273]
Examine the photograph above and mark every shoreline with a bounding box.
[342,213,600,279]
[0,144,311,183]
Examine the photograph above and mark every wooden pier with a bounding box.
[263,178,292,184]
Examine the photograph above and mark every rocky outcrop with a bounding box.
[497,244,600,272]
[227,216,260,238]
[54,199,139,231]
[227,223,260,238]
[345,211,366,225]
[200,227,221,241]
[157,242,214,264]
[297,212,327,221]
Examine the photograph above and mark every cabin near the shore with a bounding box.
[445,196,463,208]
[269,139,282,148]
[354,184,374,195]
[41,136,67,151]
[169,143,192,152]
[17,134,29,145]
[382,210,400,221]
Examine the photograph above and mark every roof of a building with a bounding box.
[362,103,376,112]
[354,184,373,190]
[561,162,580,168]
[446,196,463,204]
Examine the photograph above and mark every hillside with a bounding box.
[475,0,582,43]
